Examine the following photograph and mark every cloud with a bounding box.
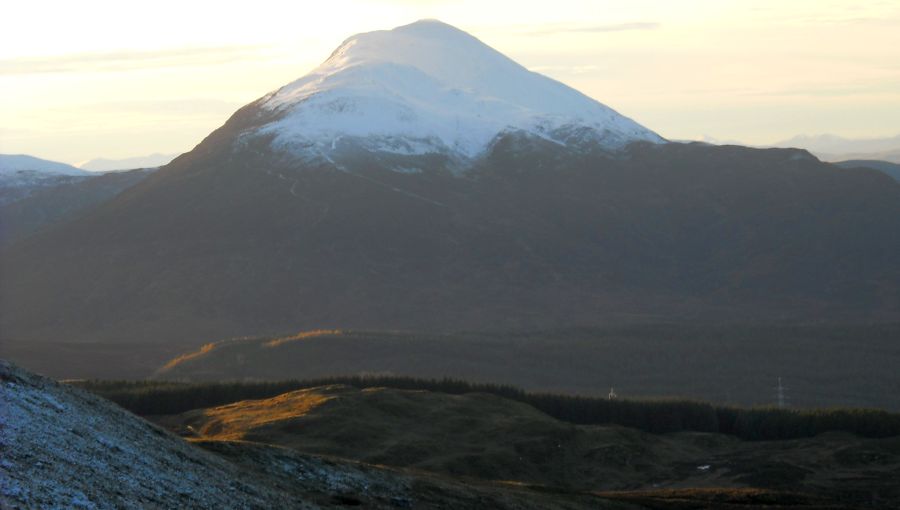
[529,64,601,75]
[75,98,242,116]
[742,79,900,98]
[0,127,35,137]
[0,46,266,76]
[525,22,660,36]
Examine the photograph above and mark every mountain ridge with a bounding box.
[772,133,900,155]
[697,134,900,164]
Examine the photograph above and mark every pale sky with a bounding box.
[2,0,899,165]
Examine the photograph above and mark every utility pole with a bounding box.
[776,377,787,408]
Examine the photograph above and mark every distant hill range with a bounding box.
[835,159,900,182]
[700,133,900,165]
[79,152,178,172]
[0,153,155,245]
[0,167,154,246]
[0,154,87,177]
[771,133,900,163]
[1,21,899,365]
[0,154,92,204]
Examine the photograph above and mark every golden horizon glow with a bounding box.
[2,0,899,164]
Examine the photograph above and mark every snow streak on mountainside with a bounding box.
[254,20,663,163]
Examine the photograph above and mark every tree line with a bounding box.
[70,375,900,441]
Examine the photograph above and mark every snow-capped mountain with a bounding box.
[0,154,93,205]
[250,19,663,167]
[0,154,89,182]
[3,20,899,350]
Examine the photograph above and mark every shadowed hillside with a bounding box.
[141,384,900,508]
[835,160,900,182]
[0,168,153,246]
[2,140,899,348]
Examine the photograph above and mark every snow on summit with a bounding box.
[257,20,663,161]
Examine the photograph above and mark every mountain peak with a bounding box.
[334,19,485,52]
[284,19,523,103]
[254,21,663,163]
[392,18,472,36]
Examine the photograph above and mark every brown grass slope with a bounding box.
[170,384,710,487]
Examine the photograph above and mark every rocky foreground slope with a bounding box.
[0,360,310,508]
[0,360,636,509]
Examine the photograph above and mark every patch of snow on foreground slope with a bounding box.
[0,360,310,509]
